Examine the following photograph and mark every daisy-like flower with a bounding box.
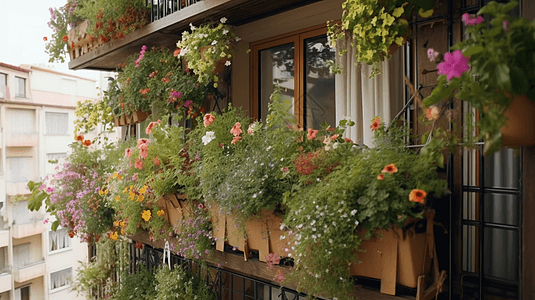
[225,60,231,66]
[370,117,381,131]
[409,189,427,203]
[220,17,227,24]
[382,163,398,174]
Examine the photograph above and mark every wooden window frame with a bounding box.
[249,24,329,128]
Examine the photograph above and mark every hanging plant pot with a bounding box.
[132,110,150,124]
[200,46,228,75]
[501,94,535,147]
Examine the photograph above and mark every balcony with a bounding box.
[4,133,38,147]
[0,272,11,293]
[68,0,322,71]
[12,200,45,239]
[13,260,45,283]
[0,231,8,248]
[6,182,31,196]
[12,223,45,239]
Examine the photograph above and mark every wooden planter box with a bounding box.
[156,193,189,226]
[67,20,103,61]
[113,110,150,127]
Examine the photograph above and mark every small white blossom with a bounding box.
[202,131,216,145]
[225,60,231,66]
[223,29,229,35]
[189,23,196,30]
[220,17,227,23]
[235,36,241,42]
[211,40,217,46]
[350,209,358,216]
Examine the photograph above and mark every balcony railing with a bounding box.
[0,272,11,293]
[147,0,203,22]
[13,260,45,283]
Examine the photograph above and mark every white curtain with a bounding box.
[335,35,404,146]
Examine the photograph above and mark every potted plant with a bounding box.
[45,1,82,63]
[327,0,435,77]
[423,1,535,155]
[175,18,239,85]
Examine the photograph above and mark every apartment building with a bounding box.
[0,62,102,300]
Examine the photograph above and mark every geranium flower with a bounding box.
[203,114,215,127]
[437,50,470,81]
[62,35,68,42]
[409,189,427,203]
[462,13,484,25]
[344,137,353,143]
[231,136,242,144]
[125,148,132,158]
[377,174,385,180]
[142,210,151,222]
[139,144,149,159]
[427,48,439,61]
[135,158,144,170]
[266,253,280,270]
[202,131,216,145]
[274,270,285,283]
[153,156,161,166]
[330,134,339,140]
[307,128,319,140]
[382,163,398,174]
[137,138,150,148]
[83,140,91,146]
[230,122,242,136]
[75,135,84,141]
[145,120,161,135]
[370,117,381,131]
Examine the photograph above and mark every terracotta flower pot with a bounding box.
[501,94,535,147]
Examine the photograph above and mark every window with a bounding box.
[50,267,72,291]
[7,157,32,183]
[49,228,71,252]
[251,26,336,129]
[46,153,67,175]
[15,77,25,98]
[6,108,35,134]
[14,286,29,300]
[46,112,69,135]
[13,243,30,268]
[0,73,6,98]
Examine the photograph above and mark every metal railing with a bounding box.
[146,0,203,23]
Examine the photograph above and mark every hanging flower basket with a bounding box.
[113,110,150,127]
[67,20,103,61]
[501,94,535,147]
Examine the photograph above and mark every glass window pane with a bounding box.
[0,73,6,99]
[6,108,35,133]
[304,35,335,130]
[259,43,294,121]
[484,227,518,282]
[484,193,519,226]
[46,112,69,135]
[16,77,25,97]
[484,147,520,189]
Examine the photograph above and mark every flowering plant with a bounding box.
[423,1,535,155]
[176,18,239,85]
[327,0,434,77]
[45,1,81,63]
[281,118,447,300]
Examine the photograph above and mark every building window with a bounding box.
[46,153,67,175]
[0,73,6,99]
[13,243,30,268]
[50,267,72,291]
[7,157,32,183]
[15,77,25,98]
[46,112,69,135]
[49,228,71,252]
[251,26,336,129]
[6,108,35,134]
[14,286,30,300]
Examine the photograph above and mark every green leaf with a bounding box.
[495,63,511,90]
[415,0,435,11]
[436,153,445,169]
[51,220,60,232]
[418,8,434,18]
[463,46,484,57]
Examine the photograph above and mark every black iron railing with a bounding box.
[145,0,203,23]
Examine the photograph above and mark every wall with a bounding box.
[230,0,344,113]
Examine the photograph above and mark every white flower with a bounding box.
[350,209,358,216]
[329,239,333,244]
[225,60,231,66]
[223,29,229,35]
[211,40,217,46]
[202,131,216,145]
[189,23,196,31]
[235,36,241,42]
[220,17,227,24]
[333,142,339,149]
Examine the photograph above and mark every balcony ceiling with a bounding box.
[68,0,323,71]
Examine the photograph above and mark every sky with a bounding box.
[0,0,100,81]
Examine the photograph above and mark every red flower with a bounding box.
[409,189,427,203]
[75,135,84,141]
[203,114,215,127]
[370,117,381,131]
[377,174,384,180]
[83,139,91,146]
[174,49,181,57]
[62,35,68,42]
[43,37,48,41]
[381,163,398,174]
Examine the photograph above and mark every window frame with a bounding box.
[48,227,72,254]
[45,112,69,136]
[0,73,6,99]
[49,266,73,292]
[15,76,26,98]
[250,24,331,129]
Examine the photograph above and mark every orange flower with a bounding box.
[203,114,215,127]
[139,88,150,94]
[75,135,84,141]
[426,106,440,121]
[157,210,165,217]
[62,35,68,42]
[344,137,353,143]
[377,174,384,180]
[370,117,381,131]
[43,37,48,41]
[230,122,242,137]
[231,136,242,144]
[381,163,398,174]
[174,49,181,56]
[307,128,319,140]
[409,189,427,203]
[83,139,91,146]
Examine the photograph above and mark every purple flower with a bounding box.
[437,50,470,81]
[39,184,46,191]
[462,13,484,25]
[172,91,182,98]
[184,100,193,107]
[427,48,439,62]
[46,187,55,193]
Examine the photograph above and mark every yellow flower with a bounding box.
[157,210,165,217]
[121,229,126,235]
[115,196,121,201]
[142,210,151,222]
[104,189,109,195]
[137,194,144,202]
[123,188,127,194]
[113,221,119,227]
[129,191,135,201]
[109,231,118,240]
[139,185,148,194]
[120,221,126,228]
[117,175,123,180]
[112,172,118,178]
[98,190,104,196]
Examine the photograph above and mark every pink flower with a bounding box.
[43,218,49,224]
[437,50,470,81]
[39,184,46,191]
[46,187,54,193]
[184,100,193,107]
[265,253,281,270]
[462,13,484,25]
[503,20,510,33]
[330,134,339,140]
[203,114,215,127]
[132,173,138,181]
[138,143,149,159]
[231,136,242,144]
[198,203,204,209]
[427,48,439,61]
[125,148,132,158]
[153,156,161,166]
[230,122,242,137]
[137,138,150,148]
[307,128,319,140]
[274,270,285,283]
[145,120,161,135]
[135,158,143,170]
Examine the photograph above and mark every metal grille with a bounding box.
[146,0,202,22]
[129,243,309,300]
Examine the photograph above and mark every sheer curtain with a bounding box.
[334,35,404,146]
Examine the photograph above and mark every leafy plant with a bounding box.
[154,265,216,300]
[45,1,81,63]
[113,264,155,300]
[424,1,535,155]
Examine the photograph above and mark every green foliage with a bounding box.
[154,266,216,300]
[424,1,535,155]
[113,264,155,300]
[176,19,238,84]
[74,99,115,134]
